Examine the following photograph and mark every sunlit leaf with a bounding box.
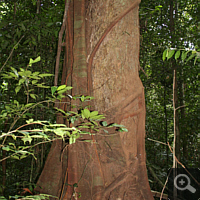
[162,49,167,61]
[19,78,25,85]
[39,73,53,77]
[2,146,11,151]
[57,89,67,94]
[81,109,90,119]
[57,85,66,91]
[21,137,32,144]
[81,95,85,102]
[167,50,175,60]
[29,56,41,66]
[175,50,180,60]
[30,94,36,99]
[90,111,98,117]
[32,80,38,84]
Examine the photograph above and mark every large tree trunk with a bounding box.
[36,1,153,199]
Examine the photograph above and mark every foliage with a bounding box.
[0,1,67,197]
[139,0,199,193]
[0,56,127,156]
[0,56,127,198]
[163,48,200,64]
[0,0,199,198]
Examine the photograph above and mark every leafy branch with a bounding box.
[163,48,200,64]
[0,56,128,162]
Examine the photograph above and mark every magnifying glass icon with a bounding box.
[174,174,196,193]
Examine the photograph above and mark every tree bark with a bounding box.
[36,1,153,199]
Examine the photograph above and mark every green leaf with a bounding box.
[18,78,25,85]
[90,111,98,117]
[8,143,16,147]
[11,134,16,140]
[32,80,38,84]
[175,50,180,60]
[15,86,22,94]
[25,103,34,108]
[167,50,175,60]
[70,116,76,124]
[57,89,67,94]
[19,155,28,160]
[32,72,40,76]
[30,75,41,79]
[102,121,108,126]
[26,119,34,123]
[181,51,187,62]
[11,155,20,160]
[162,49,167,61]
[81,109,90,119]
[65,86,73,90]
[34,56,41,63]
[56,94,65,100]
[81,95,85,102]
[186,53,195,63]
[57,85,66,91]
[11,67,19,77]
[24,70,32,77]
[0,196,7,200]
[107,123,124,128]
[36,84,50,88]
[21,137,32,144]
[9,72,18,78]
[103,129,109,133]
[54,128,65,137]
[118,127,128,132]
[2,146,11,151]
[29,56,41,66]
[89,115,105,120]
[39,73,53,77]
[90,120,98,126]
[30,94,36,99]
[14,100,19,107]
[194,56,198,65]
[51,86,57,95]
[78,125,90,129]
[18,71,31,77]
[17,131,29,135]
[5,105,11,111]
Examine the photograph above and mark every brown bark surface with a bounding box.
[36,1,153,199]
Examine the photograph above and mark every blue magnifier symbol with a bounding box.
[174,174,196,193]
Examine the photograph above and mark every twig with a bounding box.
[175,105,186,111]
[139,65,148,77]
[167,142,199,186]
[160,168,171,200]
[0,35,24,73]
[147,137,168,145]
[2,100,52,145]
[0,139,56,162]
[54,0,70,86]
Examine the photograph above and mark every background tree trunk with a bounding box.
[36,1,153,199]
